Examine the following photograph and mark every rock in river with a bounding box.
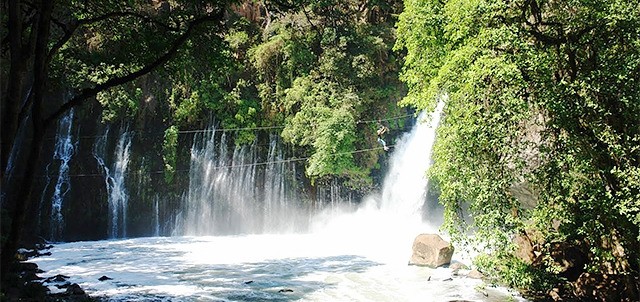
[408,234,454,268]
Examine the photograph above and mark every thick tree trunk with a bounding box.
[0,127,45,278]
[1,0,27,181]
[0,0,53,279]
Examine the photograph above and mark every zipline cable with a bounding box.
[42,113,415,140]
[14,144,395,178]
[13,114,412,178]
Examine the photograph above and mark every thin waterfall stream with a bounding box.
[94,126,132,239]
[30,106,526,301]
[40,109,77,241]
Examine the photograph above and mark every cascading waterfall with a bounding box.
[263,133,301,231]
[180,128,308,235]
[316,177,354,210]
[94,127,132,238]
[379,101,445,222]
[179,106,443,238]
[42,109,77,241]
[312,101,445,262]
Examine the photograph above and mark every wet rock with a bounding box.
[18,263,43,282]
[19,262,39,272]
[448,261,469,271]
[50,283,94,301]
[466,269,484,279]
[244,280,254,284]
[55,282,72,289]
[35,243,54,250]
[22,281,50,298]
[65,283,86,295]
[17,247,52,260]
[408,234,454,268]
[45,274,70,283]
[98,275,113,281]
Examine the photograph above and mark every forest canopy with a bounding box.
[396,0,639,299]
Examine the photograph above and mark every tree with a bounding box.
[396,0,639,298]
[251,0,405,185]
[0,0,234,279]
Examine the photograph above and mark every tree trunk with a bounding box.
[1,0,27,181]
[0,126,45,278]
[0,0,53,279]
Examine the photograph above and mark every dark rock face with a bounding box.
[408,234,454,268]
[45,274,70,283]
[98,275,112,281]
[572,273,639,302]
[531,242,588,282]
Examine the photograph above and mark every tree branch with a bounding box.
[78,11,181,32]
[43,11,224,128]
[46,10,181,66]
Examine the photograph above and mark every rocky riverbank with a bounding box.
[1,244,101,302]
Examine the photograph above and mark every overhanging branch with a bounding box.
[46,10,181,66]
[44,11,224,127]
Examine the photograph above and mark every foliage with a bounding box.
[281,76,362,179]
[396,0,640,295]
[98,86,142,122]
[162,125,179,184]
[248,0,405,183]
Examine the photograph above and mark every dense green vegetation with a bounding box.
[396,0,639,299]
[3,0,638,300]
[164,0,407,185]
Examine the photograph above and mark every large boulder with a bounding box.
[408,234,454,267]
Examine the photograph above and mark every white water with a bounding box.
[94,127,132,238]
[39,110,77,241]
[32,105,527,301]
[153,196,161,237]
[178,129,311,235]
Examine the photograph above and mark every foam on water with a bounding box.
[33,235,525,301]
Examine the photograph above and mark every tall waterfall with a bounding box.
[94,127,132,238]
[178,128,308,235]
[42,110,77,241]
[312,102,445,262]
[379,101,444,222]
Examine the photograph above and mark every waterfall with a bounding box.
[379,101,444,222]
[153,195,160,237]
[94,126,132,238]
[180,128,307,235]
[41,110,77,241]
[312,101,445,262]
[179,101,443,238]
